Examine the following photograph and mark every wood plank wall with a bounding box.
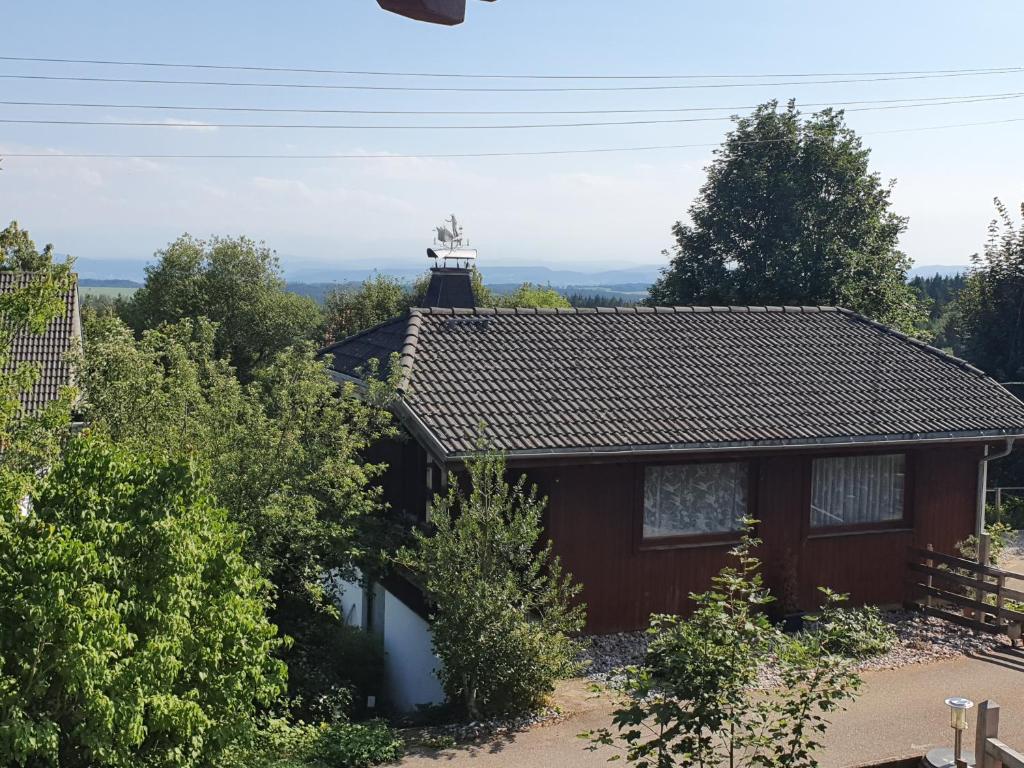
[525,444,984,634]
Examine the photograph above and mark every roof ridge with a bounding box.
[836,307,990,378]
[397,311,424,394]
[408,305,843,315]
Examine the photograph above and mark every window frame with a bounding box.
[806,450,914,536]
[634,458,758,550]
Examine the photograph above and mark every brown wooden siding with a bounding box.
[525,444,984,634]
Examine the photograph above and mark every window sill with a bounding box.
[807,527,913,540]
[638,536,743,552]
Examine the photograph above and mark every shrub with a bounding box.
[276,598,386,722]
[221,719,404,768]
[810,605,897,659]
[585,533,862,768]
[0,435,286,768]
[401,447,586,719]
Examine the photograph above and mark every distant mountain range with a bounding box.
[75,259,970,301]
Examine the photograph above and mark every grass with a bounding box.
[80,286,139,298]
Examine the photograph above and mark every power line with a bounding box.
[3,94,1023,131]
[4,116,1023,161]
[1,55,1019,81]
[2,69,1024,93]
[3,91,1023,117]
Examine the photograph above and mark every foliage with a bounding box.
[401,447,586,719]
[648,101,927,335]
[497,282,572,308]
[220,718,403,768]
[955,200,1024,380]
[567,292,638,308]
[989,495,1024,530]
[76,314,399,711]
[957,521,1014,566]
[0,434,286,768]
[278,601,386,722]
[121,234,322,378]
[323,275,412,343]
[585,533,861,768]
[0,220,57,271]
[807,605,896,659]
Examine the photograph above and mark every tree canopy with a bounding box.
[0,220,57,271]
[648,101,926,334]
[955,200,1024,380]
[122,235,322,377]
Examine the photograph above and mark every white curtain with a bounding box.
[644,462,748,538]
[811,453,905,528]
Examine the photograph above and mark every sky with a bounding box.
[1,1,1024,278]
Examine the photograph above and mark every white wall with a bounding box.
[382,589,445,711]
[329,572,366,628]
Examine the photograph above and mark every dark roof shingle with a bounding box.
[1,272,81,415]
[321,306,1024,458]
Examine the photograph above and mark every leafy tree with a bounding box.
[585,533,861,768]
[0,435,286,768]
[955,200,1024,380]
[401,447,585,719]
[323,275,412,343]
[77,315,399,716]
[648,101,927,335]
[122,235,321,377]
[497,283,571,309]
[0,220,56,271]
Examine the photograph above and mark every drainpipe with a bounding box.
[976,437,1015,540]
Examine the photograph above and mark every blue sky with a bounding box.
[1,1,1023,276]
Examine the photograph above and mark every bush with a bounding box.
[401,447,586,719]
[0,435,286,768]
[221,719,403,768]
[275,597,386,722]
[810,605,897,659]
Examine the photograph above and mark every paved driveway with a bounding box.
[400,647,1024,768]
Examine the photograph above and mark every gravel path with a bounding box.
[580,609,1013,685]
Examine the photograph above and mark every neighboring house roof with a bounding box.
[1,272,81,415]
[320,305,1024,460]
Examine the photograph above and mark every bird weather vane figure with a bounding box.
[427,214,477,267]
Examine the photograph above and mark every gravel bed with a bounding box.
[580,609,1012,687]
[404,706,564,747]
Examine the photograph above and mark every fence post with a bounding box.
[976,700,1000,768]
[976,534,992,624]
[925,544,934,610]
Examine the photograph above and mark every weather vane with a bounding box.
[427,214,478,268]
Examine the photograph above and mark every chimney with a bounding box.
[423,266,475,308]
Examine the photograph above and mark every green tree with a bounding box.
[497,283,571,309]
[0,435,286,768]
[0,220,56,271]
[77,315,399,716]
[323,275,413,343]
[586,533,861,768]
[401,447,585,719]
[648,101,926,335]
[123,235,321,377]
[955,200,1024,380]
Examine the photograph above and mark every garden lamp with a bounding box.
[945,697,974,767]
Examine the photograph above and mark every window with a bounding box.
[643,462,748,539]
[810,453,905,528]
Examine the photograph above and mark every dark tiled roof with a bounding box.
[321,306,1024,458]
[1,272,81,415]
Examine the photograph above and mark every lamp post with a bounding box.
[945,697,975,768]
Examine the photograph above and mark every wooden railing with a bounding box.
[907,544,1024,643]
[977,701,1024,768]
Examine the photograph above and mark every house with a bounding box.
[320,266,1024,707]
[0,271,82,415]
